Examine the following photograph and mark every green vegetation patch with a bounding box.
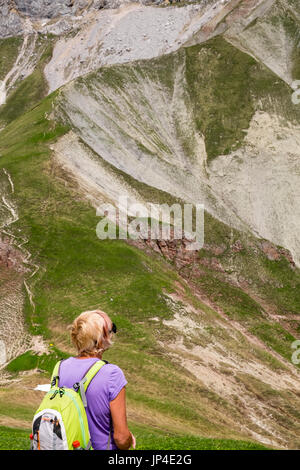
[250,322,297,365]
[6,347,69,375]
[0,37,53,126]
[0,37,23,81]
[193,268,263,322]
[185,36,299,162]
[131,423,269,450]
[0,426,31,451]
[0,424,269,450]
[260,257,300,315]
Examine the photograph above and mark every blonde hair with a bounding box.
[70,309,113,358]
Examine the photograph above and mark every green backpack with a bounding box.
[31,359,108,450]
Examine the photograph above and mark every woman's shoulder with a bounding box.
[101,362,126,378]
[101,363,127,401]
[61,357,126,384]
[100,362,127,385]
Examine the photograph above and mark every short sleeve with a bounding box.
[108,365,127,402]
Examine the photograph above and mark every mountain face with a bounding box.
[1,0,299,263]
[0,0,300,450]
[0,0,127,38]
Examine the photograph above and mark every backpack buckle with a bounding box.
[50,387,65,400]
[51,376,59,387]
[50,390,58,400]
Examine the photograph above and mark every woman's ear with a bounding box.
[94,338,104,355]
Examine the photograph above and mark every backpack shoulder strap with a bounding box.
[84,360,107,392]
[50,360,63,388]
[77,360,108,407]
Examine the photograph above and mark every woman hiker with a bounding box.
[58,309,136,450]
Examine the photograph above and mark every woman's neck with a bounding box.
[76,354,102,360]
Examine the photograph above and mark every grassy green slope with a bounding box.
[0,37,23,81]
[0,425,269,451]
[0,91,298,449]
[0,36,299,449]
[0,36,53,126]
[185,36,300,162]
[0,94,270,450]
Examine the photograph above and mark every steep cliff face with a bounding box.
[51,35,300,267]
[0,0,121,26]
[0,1,23,38]
[13,0,89,17]
[0,0,220,38]
[44,0,275,92]
[0,0,118,38]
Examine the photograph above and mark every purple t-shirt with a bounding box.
[58,357,127,450]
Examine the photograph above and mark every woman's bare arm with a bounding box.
[110,387,134,450]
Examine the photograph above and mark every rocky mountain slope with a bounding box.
[0,0,299,450]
